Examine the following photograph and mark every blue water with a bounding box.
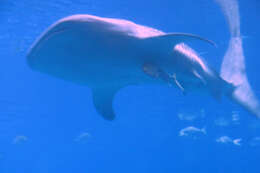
[1,0,260,172]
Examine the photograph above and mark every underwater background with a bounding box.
[0,0,260,172]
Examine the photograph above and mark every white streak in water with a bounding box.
[13,135,28,144]
[74,132,91,142]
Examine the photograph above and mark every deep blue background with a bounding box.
[0,0,260,172]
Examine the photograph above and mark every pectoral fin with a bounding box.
[92,86,121,120]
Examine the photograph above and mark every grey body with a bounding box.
[27,14,259,120]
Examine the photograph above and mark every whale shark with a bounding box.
[26,14,259,120]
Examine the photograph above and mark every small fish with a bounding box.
[216,136,242,146]
[179,126,206,137]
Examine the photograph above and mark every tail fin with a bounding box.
[216,0,260,118]
[229,82,260,118]
[221,36,260,118]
